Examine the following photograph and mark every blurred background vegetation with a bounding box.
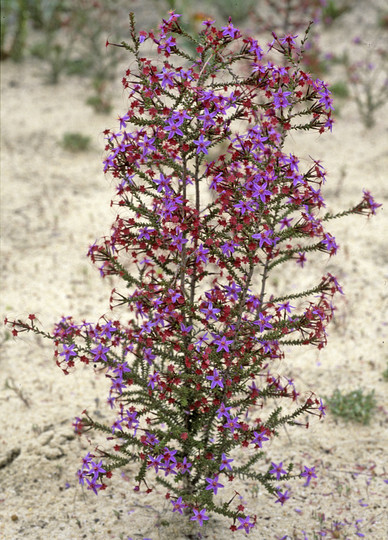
[1,0,387,122]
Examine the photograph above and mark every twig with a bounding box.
[4,377,31,407]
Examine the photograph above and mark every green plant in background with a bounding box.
[78,1,125,114]
[28,0,80,84]
[2,0,127,113]
[28,1,123,92]
[325,388,377,425]
[377,8,388,29]
[343,37,388,129]
[61,132,91,153]
[252,0,325,34]
[382,362,388,381]
[86,77,112,114]
[1,0,28,61]
[211,0,257,24]
[329,80,349,98]
[321,0,352,26]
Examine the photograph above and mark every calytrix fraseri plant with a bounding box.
[6,12,380,534]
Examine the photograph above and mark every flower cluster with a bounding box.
[6,11,380,534]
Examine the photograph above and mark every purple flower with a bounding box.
[216,402,232,419]
[138,227,155,240]
[81,452,93,470]
[59,344,77,363]
[111,418,123,433]
[162,447,177,465]
[159,35,176,53]
[153,173,171,193]
[253,313,273,332]
[112,362,131,378]
[221,21,240,39]
[195,332,209,351]
[318,89,334,110]
[273,88,292,109]
[325,115,334,131]
[100,321,117,339]
[118,113,130,129]
[209,172,223,190]
[277,301,294,314]
[165,119,184,140]
[110,378,126,395]
[179,457,192,474]
[195,244,209,264]
[234,198,256,215]
[206,368,224,389]
[148,372,160,390]
[180,322,193,335]
[193,134,211,155]
[171,496,187,514]
[139,31,148,43]
[90,343,110,362]
[124,410,139,434]
[140,320,155,335]
[275,488,290,505]
[205,474,224,494]
[283,152,299,172]
[296,252,306,267]
[103,153,116,172]
[219,453,233,471]
[224,281,241,301]
[237,515,255,533]
[175,68,194,82]
[251,430,269,448]
[362,189,382,215]
[77,468,88,486]
[138,134,156,157]
[165,11,182,23]
[321,233,338,254]
[190,508,209,526]
[73,416,84,434]
[147,455,163,472]
[301,465,317,486]
[171,109,192,125]
[327,273,344,295]
[318,398,326,417]
[85,477,103,495]
[143,347,156,365]
[162,462,178,476]
[223,416,241,433]
[220,241,238,257]
[157,67,176,89]
[213,335,233,353]
[270,461,287,480]
[147,433,160,449]
[197,108,217,128]
[89,460,106,481]
[279,34,298,48]
[200,301,220,321]
[252,229,277,248]
[170,229,189,252]
[252,181,272,203]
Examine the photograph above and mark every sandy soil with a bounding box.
[1,2,387,539]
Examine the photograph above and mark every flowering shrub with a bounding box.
[6,11,380,534]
